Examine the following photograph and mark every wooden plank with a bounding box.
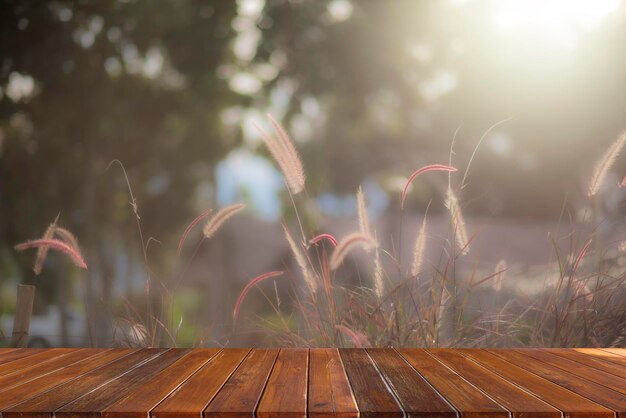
[0,349,132,410]
[56,349,190,418]
[429,349,559,418]
[0,348,45,365]
[397,349,508,418]
[367,349,456,418]
[308,348,358,418]
[457,349,613,418]
[0,348,101,391]
[548,348,626,375]
[486,349,626,418]
[0,348,75,376]
[339,348,403,418]
[0,348,19,359]
[103,349,219,418]
[151,349,247,418]
[204,349,278,418]
[517,348,626,395]
[600,348,626,357]
[3,348,164,418]
[575,348,626,368]
[257,349,308,418]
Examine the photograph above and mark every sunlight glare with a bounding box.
[491,0,621,47]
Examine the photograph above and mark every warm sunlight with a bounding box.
[489,0,622,47]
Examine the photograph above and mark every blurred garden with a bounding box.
[0,0,625,347]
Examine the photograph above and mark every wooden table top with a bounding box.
[0,348,624,418]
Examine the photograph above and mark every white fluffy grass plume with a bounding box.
[588,131,626,197]
[445,188,469,255]
[410,216,427,277]
[203,204,245,239]
[283,225,317,295]
[356,186,371,237]
[255,115,306,195]
[373,248,384,299]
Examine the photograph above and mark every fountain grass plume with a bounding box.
[330,232,377,270]
[356,186,371,237]
[54,227,80,255]
[16,238,87,270]
[233,270,284,323]
[410,215,428,277]
[309,233,339,247]
[284,224,317,295]
[178,208,213,255]
[588,131,626,196]
[401,164,457,209]
[203,204,245,239]
[445,188,469,255]
[33,214,59,275]
[255,115,306,195]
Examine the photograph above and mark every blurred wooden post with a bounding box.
[11,284,35,348]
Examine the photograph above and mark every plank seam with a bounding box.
[392,348,460,418]
[457,350,565,418]
[420,350,513,418]
[489,349,621,416]
[334,347,359,417]
[363,349,406,418]
[143,349,223,418]
[0,349,138,413]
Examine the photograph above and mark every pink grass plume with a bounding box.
[15,239,88,270]
[330,232,377,270]
[33,214,59,275]
[177,209,213,255]
[401,164,457,209]
[309,233,339,247]
[233,270,284,323]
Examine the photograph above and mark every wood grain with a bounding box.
[152,349,247,418]
[516,348,626,395]
[0,348,101,391]
[0,348,75,377]
[429,349,559,418]
[368,349,456,418]
[575,348,626,368]
[487,349,626,418]
[3,348,164,418]
[458,349,613,418]
[257,349,308,418]
[307,348,357,418]
[204,348,278,418]
[397,349,508,418]
[0,349,132,410]
[103,349,219,418]
[0,348,624,418]
[339,349,403,418]
[600,348,626,357]
[56,349,190,418]
[0,348,45,365]
[547,348,626,375]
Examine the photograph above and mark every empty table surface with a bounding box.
[0,348,624,418]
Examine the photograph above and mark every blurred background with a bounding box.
[0,0,625,347]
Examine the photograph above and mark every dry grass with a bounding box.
[17,116,624,349]
[231,118,625,348]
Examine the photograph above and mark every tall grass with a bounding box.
[16,122,624,349]
[230,123,626,348]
